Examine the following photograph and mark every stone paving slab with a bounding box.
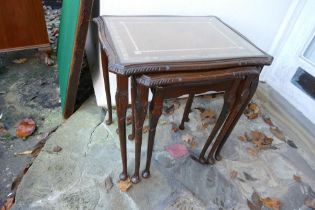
[13,95,315,210]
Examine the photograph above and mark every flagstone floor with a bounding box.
[12,90,315,209]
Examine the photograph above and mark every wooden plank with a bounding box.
[57,0,95,118]
[0,0,49,52]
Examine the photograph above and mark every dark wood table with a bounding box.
[94,16,273,181]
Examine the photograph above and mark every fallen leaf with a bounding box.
[244,102,260,119]
[195,107,206,113]
[13,58,27,64]
[238,135,247,142]
[171,122,179,133]
[250,131,273,150]
[16,126,59,157]
[181,134,196,149]
[247,200,259,210]
[243,172,258,181]
[230,170,238,179]
[251,191,263,208]
[118,178,132,192]
[200,108,216,128]
[293,175,302,182]
[262,114,274,126]
[287,139,298,149]
[247,147,258,157]
[201,108,216,120]
[270,126,285,141]
[126,115,132,126]
[247,191,262,210]
[15,150,32,156]
[1,196,14,210]
[165,144,188,158]
[104,176,113,192]
[142,125,149,133]
[304,197,315,209]
[53,145,62,153]
[16,118,36,139]
[261,197,281,210]
[164,104,175,115]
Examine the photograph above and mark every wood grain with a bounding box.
[0,0,49,52]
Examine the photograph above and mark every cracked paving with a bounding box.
[12,92,315,210]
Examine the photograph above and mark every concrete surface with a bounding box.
[12,92,315,210]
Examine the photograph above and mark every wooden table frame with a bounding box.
[94,16,273,182]
[131,67,260,183]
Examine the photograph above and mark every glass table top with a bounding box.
[102,16,266,65]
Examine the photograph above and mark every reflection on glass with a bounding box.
[304,36,315,65]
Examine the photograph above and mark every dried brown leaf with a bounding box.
[304,197,315,209]
[181,134,196,149]
[201,108,216,120]
[16,118,36,139]
[244,102,260,119]
[247,200,259,210]
[238,135,247,142]
[261,197,281,210]
[171,122,179,133]
[293,175,302,182]
[195,107,205,113]
[13,58,27,64]
[270,126,285,141]
[1,196,14,210]
[250,131,273,150]
[142,125,149,134]
[164,104,175,115]
[118,178,132,192]
[200,108,216,128]
[53,145,62,153]
[230,170,238,179]
[262,114,274,126]
[247,147,258,157]
[15,150,32,156]
[251,191,263,208]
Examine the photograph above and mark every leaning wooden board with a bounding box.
[57,0,95,118]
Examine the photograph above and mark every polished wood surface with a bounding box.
[94,16,272,76]
[95,15,273,183]
[0,0,49,52]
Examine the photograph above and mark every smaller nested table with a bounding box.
[94,16,273,182]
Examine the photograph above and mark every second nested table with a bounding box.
[94,16,273,181]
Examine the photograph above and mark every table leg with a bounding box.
[131,84,149,184]
[115,75,129,180]
[179,93,194,130]
[142,88,164,179]
[101,50,112,125]
[192,80,240,164]
[207,75,259,164]
[128,77,136,140]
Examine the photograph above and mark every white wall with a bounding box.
[262,0,315,124]
[92,0,294,107]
